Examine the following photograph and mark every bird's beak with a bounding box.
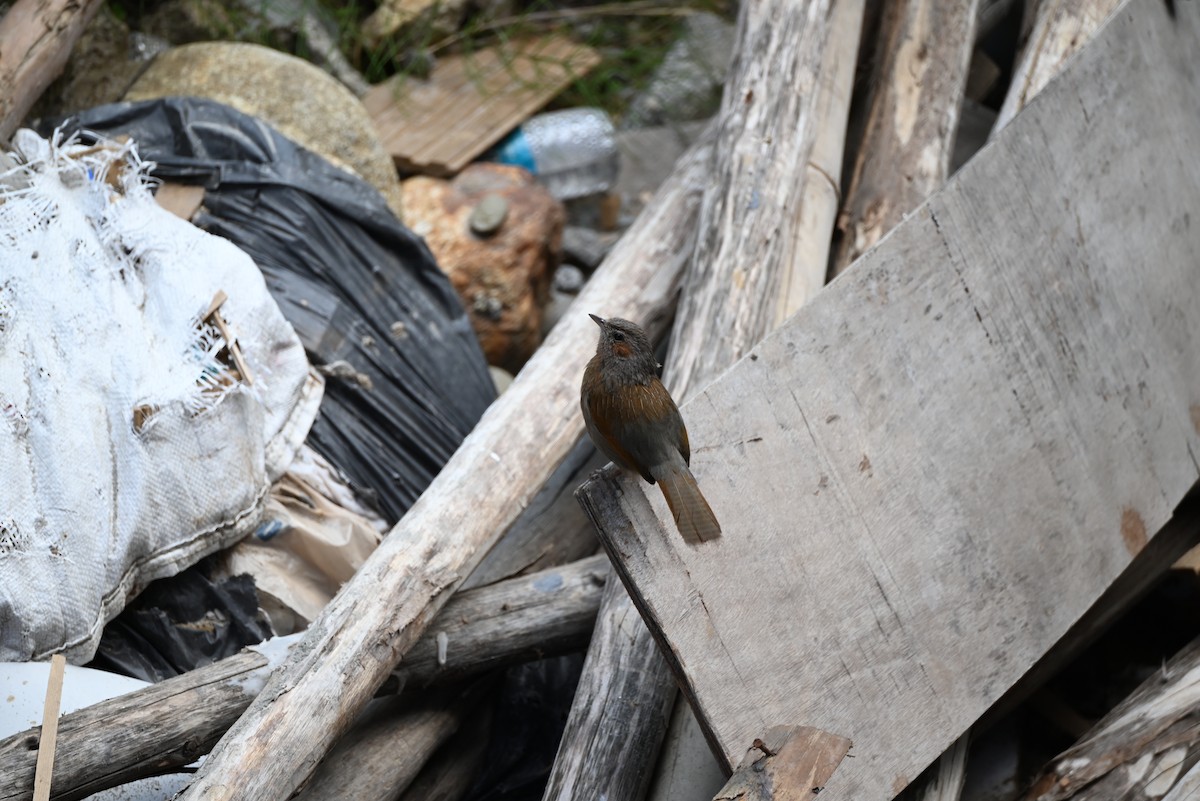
[588,314,605,327]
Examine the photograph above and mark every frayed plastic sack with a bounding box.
[53,98,497,523]
[0,131,322,662]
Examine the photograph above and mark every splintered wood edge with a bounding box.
[575,466,733,770]
[715,725,853,801]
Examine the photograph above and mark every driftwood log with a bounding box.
[992,0,1123,133]
[0,556,608,801]
[545,1,844,798]
[0,0,104,142]
[1023,633,1200,801]
[578,3,1200,799]
[831,0,979,274]
[166,112,715,801]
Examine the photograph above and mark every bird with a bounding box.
[580,314,721,545]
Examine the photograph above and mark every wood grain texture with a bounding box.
[1023,634,1200,801]
[170,128,714,801]
[0,556,607,801]
[541,575,678,801]
[832,0,979,274]
[993,0,1122,133]
[579,2,1200,798]
[0,0,104,142]
[665,0,834,399]
[395,702,494,801]
[713,726,852,801]
[546,1,841,794]
[364,35,600,175]
[779,0,864,320]
[294,686,486,801]
[463,437,602,591]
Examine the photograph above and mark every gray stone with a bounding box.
[623,12,735,129]
[469,194,510,236]
[614,120,710,224]
[125,42,403,220]
[561,226,618,272]
[553,264,586,294]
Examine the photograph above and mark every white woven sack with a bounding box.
[0,131,323,662]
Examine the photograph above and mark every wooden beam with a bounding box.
[0,0,104,143]
[578,3,1200,799]
[832,0,980,274]
[168,125,715,801]
[0,556,608,801]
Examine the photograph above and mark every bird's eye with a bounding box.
[611,331,625,342]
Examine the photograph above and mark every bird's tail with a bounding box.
[655,464,721,545]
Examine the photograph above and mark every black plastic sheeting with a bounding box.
[52,98,496,523]
[87,559,271,682]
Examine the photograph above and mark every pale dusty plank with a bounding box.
[579,3,1200,799]
[365,35,600,175]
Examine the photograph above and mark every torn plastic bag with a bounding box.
[0,131,321,663]
[53,98,497,522]
[87,563,272,683]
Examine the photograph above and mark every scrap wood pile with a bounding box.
[1,0,1199,800]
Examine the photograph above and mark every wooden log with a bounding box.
[0,0,104,143]
[463,437,603,591]
[778,0,865,319]
[712,726,852,801]
[168,125,715,801]
[0,556,608,801]
[395,702,494,801]
[916,734,969,801]
[831,0,979,275]
[1022,633,1200,801]
[665,0,834,398]
[541,571,678,801]
[578,3,1200,798]
[992,0,1123,134]
[545,1,841,797]
[293,684,487,801]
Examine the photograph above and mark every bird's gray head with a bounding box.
[589,314,660,380]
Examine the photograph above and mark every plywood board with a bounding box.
[364,35,600,176]
[577,1,1200,798]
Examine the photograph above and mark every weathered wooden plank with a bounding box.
[0,0,104,142]
[832,0,979,274]
[170,124,714,801]
[0,556,608,801]
[364,35,600,176]
[578,3,1200,799]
